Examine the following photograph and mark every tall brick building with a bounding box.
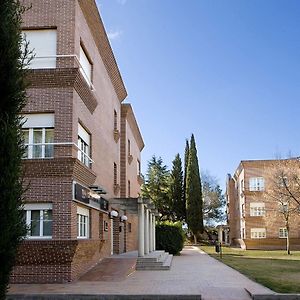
[226,159,300,250]
[12,0,145,283]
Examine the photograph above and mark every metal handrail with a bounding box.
[30,54,95,91]
[23,142,94,165]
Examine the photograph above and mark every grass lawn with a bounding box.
[200,246,300,293]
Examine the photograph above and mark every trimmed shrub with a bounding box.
[156,221,185,255]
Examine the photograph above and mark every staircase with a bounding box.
[136,250,173,270]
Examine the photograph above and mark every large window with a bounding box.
[23,204,53,239]
[251,228,266,239]
[279,228,288,238]
[22,114,54,159]
[114,163,118,185]
[249,177,265,191]
[250,202,265,216]
[77,206,89,239]
[22,29,57,69]
[79,45,92,85]
[78,123,91,167]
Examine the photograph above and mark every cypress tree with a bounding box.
[170,154,185,221]
[186,134,203,244]
[0,1,29,297]
[183,139,189,220]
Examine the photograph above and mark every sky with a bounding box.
[97,0,300,190]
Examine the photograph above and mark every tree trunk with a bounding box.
[194,234,197,245]
[286,223,290,255]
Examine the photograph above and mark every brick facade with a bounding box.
[12,0,143,283]
[227,159,300,250]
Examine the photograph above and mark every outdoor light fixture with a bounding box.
[120,215,128,222]
[109,210,118,219]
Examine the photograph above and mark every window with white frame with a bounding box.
[79,45,92,85]
[250,202,265,216]
[78,123,91,167]
[251,228,266,239]
[23,203,53,238]
[77,206,89,238]
[279,228,288,238]
[22,114,54,159]
[22,29,57,69]
[249,177,265,191]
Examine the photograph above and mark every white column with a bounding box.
[149,212,153,252]
[153,214,156,251]
[110,219,114,255]
[138,202,145,257]
[144,208,149,255]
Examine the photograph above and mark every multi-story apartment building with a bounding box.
[226,159,300,250]
[11,0,145,283]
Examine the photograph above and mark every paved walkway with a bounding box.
[9,246,272,300]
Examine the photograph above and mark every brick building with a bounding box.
[11,0,146,283]
[226,159,300,250]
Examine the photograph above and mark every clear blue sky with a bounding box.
[97,0,300,189]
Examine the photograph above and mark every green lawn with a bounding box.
[200,246,300,293]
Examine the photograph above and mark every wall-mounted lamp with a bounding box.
[120,215,128,222]
[109,210,118,219]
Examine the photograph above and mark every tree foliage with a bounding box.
[0,0,29,297]
[183,140,189,221]
[186,134,203,242]
[202,171,226,226]
[169,154,185,221]
[141,155,170,219]
[265,159,300,254]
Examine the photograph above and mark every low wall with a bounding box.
[244,238,300,250]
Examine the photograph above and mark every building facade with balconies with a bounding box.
[226,159,300,250]
[11,0,144,283]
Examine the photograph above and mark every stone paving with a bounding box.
[9,246,273,300]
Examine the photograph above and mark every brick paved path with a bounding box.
[9,246,272,300]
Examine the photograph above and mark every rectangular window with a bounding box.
[279,228,288,238]
[137,159,141,176]
[114,110,118,131]
[251,228,266,239]
[78,123,91,167]
[128,139,131,155]
[77,206,89,239]
[23,203,53,239]
[250,202,265,216]
[249,177,265,191]
[79,45,92,85]
[22,114,54,159]
[114,163,118,185]
[22,29,57,69]
[128,180,131,198]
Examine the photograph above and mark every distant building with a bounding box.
[11,0,153,284]
[226,159,300,250]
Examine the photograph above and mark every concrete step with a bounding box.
[136,251,173,271]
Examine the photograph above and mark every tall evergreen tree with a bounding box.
[183,139,189,220]
[169,154,185,221]
[141,155,170,219]
[0,1,28,297]
[186,134,203,244]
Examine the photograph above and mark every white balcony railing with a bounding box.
[29,54,95,91]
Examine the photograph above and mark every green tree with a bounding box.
[202,171,226,226]
[0,1,29,297]
[169,154,185,221]
[186,134,203,243]
[141,155,170,219]
[183,139,189,221]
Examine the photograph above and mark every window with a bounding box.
[280,203,289,213]
[250,202,265,216]
[22,114,54,159]
[77,206,89,239]
[128,139,131,155]
[114,110,118,131]
[22,29,57,69]
[251,228,266,239]
[79,45,92,85]
[128,222,132,233]
[114,163,118,185]
[241,179,244,191]
[128,180,131,198]
[137,159,141,176]
[78,123,91,167]
[249,177,265,191]
[279,228,288,238]
[23,204,53,238]
[241,204,245,217]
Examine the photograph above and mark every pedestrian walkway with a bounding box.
[8,246,272,300]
